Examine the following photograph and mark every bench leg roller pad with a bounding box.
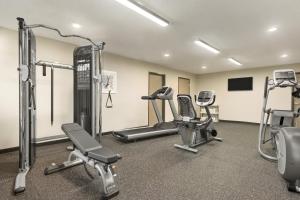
[44,149,119,197]
[95,164,119,197]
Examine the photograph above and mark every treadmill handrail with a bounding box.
[141,96,155,100]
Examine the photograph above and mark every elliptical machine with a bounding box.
[258,69,300,192]
[174,91,223,153]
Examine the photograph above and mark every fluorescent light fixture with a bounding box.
[114,0,169,27]
[194,40,220,54]
[268,26,278,32]
[164,53,170,57]
[281,54,288,58]
[72,23,81,28]
[201,66,207,69]
[228,58,242,66]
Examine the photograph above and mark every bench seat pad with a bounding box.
[62,123,119,164]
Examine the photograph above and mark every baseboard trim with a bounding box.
[0,146,19,154]
[219,119,259,125]
[35,134,69,144]
[35,135,70,147]
[103,131,113,135]
[0,135,71,154]
[0,131,113,154]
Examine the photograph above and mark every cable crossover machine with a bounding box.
[15,18,121,197]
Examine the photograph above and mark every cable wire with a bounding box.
[25,24,104,48]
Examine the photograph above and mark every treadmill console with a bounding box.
[196,91,215,106]
[273,69,297,87]
[157,87,174,100]
[142,86,174,100]
[157,87,171,97]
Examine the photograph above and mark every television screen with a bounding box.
[228,77,253,91]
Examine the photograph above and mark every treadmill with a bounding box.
[112,86,180,142]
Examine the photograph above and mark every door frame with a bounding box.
[148,72,166,125]
[178,77,190,94]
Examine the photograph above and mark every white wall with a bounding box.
[0,27,197,150]
[197,64,300,123]
[0,28,75,149]
[102,53,197,132]
[2,26,299,150]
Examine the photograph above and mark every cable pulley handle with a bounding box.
[27,77,36,110]
[31,85,36,110]
[42,64,47,76]
[51,66,54,125]
[264,76,269,98]
[105,90,113,108]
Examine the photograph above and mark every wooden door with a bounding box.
[178,77,190,94]
[148,73,165,126]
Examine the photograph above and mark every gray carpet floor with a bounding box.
[0,122,299,200]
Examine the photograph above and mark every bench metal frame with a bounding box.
[45,148,118,197]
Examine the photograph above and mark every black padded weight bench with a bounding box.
[44,123,121,198]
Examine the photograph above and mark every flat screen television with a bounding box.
[228,77,253,91]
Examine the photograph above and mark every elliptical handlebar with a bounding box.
[274,79,297,88]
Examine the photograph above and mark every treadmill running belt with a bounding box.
[113,125,178,141]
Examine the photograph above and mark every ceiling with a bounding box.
[0,0,300,74]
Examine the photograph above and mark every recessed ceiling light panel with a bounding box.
[194,40,220,54]
[114,0,169,27]
[72,23,81,28]
[164,53,170,57]
[281,54,288,58]
[228,58,242,66]
[201,66,207,69]
[268,26,278,32]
